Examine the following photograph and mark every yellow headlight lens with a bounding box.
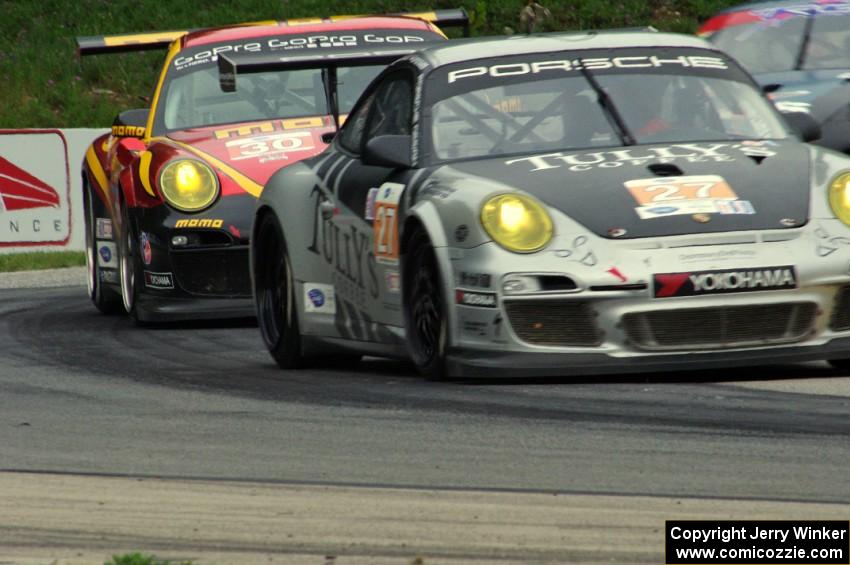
[829,172,850,226]
[159,159,219,212]
[480,193,553,253]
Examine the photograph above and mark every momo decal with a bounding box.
[214,117,326,139]
[505,143,775,173]
[625,175,755,219]
[303,283,336,314]
[143,271,174,290]
[308,187,379,301]
[653,266,796,298]
[447,55,728,83]
[175,218,224,228]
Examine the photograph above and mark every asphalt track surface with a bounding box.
[2,282,850,562]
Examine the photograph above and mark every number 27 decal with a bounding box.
[625,175,737,206]
[373,183,405,265]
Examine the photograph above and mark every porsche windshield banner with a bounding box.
[431,47,750,99]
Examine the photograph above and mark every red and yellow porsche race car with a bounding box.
[79,11,466,322]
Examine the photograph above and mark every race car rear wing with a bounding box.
[217,46,421,128]
[76,9,469,55]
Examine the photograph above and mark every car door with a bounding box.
[331,69,416,329]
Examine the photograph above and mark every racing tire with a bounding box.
[828,358,850,370]
[83,180,122,314]
[403,225,449,380]
[118,202,144,324]
[254,212,304,369]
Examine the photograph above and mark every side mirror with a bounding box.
[115,137,146,167]
[112,108,149,138]
[783,111,822,143]
[363,135,412,169]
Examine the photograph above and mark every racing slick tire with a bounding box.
[403,224,449,380]
[83,179,122,314]
[118,202,144,324]
[254,212,304,369]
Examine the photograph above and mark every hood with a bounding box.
[757,70,850,120]
[449,140,810,239]
[167,117,336,187]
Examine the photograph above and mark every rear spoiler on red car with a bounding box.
[217,46,420,128]
[76,8,469,56]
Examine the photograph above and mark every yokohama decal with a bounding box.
[653,266,797,298]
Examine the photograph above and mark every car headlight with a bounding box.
[829,171,850,226]
[159,159,219,212]
[480,193,553,253]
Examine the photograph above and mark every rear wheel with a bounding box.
[83,180,121,314]
[403,225,449,380]
[254,212,303,369]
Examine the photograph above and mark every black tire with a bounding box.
[83,180,122,314]
[828,358,850,370]
[254,212,303,369]
[403,225,449,380]
[118,202,143,324]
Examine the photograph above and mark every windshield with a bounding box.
[151,28,442,134]
[426,49,788,162]
[712,10,850,73]
[161,65,382,130]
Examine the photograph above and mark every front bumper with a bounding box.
[444,227,850,377]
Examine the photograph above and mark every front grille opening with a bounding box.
[171,248,250,296]
[830,286,850,331]
[623,302,817,351]
[504,300,600,347]
[171,230,233,248]
[537,275,578,292]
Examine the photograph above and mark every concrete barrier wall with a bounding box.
[0,129,108,254]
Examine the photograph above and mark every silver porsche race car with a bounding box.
[235,31,850,379]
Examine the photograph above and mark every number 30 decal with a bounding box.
[373,183,405,265]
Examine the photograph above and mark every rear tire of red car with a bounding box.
[254,212,304,369]
[119,202,143,324]
[403,224,449,381]
[83,179,122,315]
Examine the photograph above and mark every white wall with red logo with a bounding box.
[0,129,107,254]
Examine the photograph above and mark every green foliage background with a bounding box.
[0,0,742,128]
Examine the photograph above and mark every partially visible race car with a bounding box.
[78,11,466,322]
[245,31,850,379]
[700,0,850,153]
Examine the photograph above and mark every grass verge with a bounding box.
[105,553,193,565]
[0,251,85,273]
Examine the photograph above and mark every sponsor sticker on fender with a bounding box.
[653,266,796,298]
[456,289,498,308]
[373,183,404,265]
[303,282,336,314]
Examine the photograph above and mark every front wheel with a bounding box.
[118,203,143,323]
[254,212,303,369]
[403,225,449,380]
